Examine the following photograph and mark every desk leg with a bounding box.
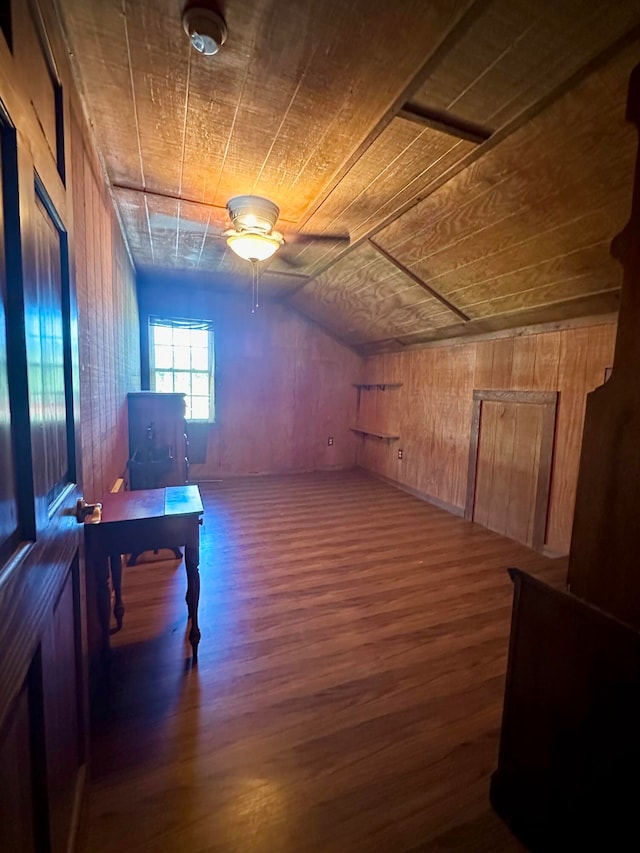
[184,543,201,660]
[94,554,111,657]
[110,553,125,630]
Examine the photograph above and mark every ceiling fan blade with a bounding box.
[287,232,350,245]
[148,211,226,237]
[274,232,350,269]
[277,252,306,269]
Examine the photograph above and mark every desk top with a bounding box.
[88,485,203,526]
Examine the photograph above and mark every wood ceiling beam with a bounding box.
[111,184,307,226]
[111,184,228,213]
[368,239,470,322]
[398,104,491,144]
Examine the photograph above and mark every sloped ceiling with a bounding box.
[56,0,640,353]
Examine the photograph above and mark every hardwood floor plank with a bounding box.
[83,470,565,852]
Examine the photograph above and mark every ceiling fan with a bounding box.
[223,195,348,264]
[149,194,349,310]
[224,195,284,262]
[150,196,348,263]
[224,196,350,310]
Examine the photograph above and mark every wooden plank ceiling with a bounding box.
[56,0,640,353]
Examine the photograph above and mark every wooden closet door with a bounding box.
[474,401,544,547]
[467,391,557,551]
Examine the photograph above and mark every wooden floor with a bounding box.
[82,469,567,853]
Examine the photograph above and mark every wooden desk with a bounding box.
[84,485,204,660]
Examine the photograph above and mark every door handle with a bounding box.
[75,498,102,523]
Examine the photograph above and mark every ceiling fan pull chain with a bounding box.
[251,260,259,313]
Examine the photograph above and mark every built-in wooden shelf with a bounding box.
[353,383,403,391]
[350,426,400,440]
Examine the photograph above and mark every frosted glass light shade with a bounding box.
[226,231,282,262]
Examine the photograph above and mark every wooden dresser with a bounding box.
[127,392,188,488]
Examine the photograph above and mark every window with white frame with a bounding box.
[149,317,215,422]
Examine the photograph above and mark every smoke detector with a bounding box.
[182,6,227,56]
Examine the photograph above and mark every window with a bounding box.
[149,317,215,422]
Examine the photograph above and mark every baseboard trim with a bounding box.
[191,465,357,484]
[361,468,464,517]
[542,545,568,559]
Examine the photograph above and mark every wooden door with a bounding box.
[0,105,85,852]
[475,400,543,546]
[466,391,557,551]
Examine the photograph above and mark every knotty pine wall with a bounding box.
[357,321,616,555]
[137,276,359,477]
[70,107,139,502]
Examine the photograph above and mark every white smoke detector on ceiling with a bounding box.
[182,6,227,56]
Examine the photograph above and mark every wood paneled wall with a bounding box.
[137,276,360,478]
[357,320,616,554]
[70,108,139,502]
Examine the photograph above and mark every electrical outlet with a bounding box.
[398,449,403,460]
[328,436,334,446]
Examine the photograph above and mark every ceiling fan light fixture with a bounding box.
[226,231,283,262]
[182,6,227,55]
[226,195,280,235]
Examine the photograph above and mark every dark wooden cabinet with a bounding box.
[127,392,188,489]
[491,570,640,850]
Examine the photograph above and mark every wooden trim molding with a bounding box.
[362,468,465,518]
[368,239,470,322]
[465,389,559,552]
[357,310,619,357]
[472,389,557,405]
[465,398,483,522]
[398,103,491,144]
